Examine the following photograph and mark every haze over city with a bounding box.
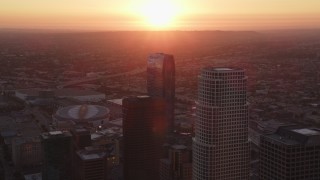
[1,0,320,30]
[1,1,320,180]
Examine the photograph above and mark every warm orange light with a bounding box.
[141,0,178,28]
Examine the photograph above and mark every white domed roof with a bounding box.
[55,105,109,122]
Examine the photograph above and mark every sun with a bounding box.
[141,0,178,28]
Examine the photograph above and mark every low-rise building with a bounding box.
[260,125,320,180]
[12,137,42,169]
[160,145,192,180]
[74,146,108,180]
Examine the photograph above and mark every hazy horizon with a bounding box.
[1,0,320,31]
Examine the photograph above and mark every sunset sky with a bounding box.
[1,0,320,30]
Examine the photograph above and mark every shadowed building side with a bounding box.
[41,131,72,180]
[123,96,167,180]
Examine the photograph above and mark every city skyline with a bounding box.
[1,0,320,30]
[1,25,320,179]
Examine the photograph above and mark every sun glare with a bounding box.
[141,0,178,28]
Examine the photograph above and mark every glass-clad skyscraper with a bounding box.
[193,67,249,180]
[147,53,175,133]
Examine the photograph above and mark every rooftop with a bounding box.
[171,144,187,150]
[109,118,123,127]
[41,131,72,139]
[24,173,42,180]
[292,128,320,136]
[264,125,320,146]
[77,146,107,161]
[202,67,244,73]
[214,68,233,71]
[107,98,123,106]
[13,136,40,145]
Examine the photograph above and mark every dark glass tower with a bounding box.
[147,53,175,133]
[41,131,72,180]
[193,67,249,180]
[123,96,166,180]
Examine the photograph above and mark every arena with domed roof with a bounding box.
[53,104,110,130]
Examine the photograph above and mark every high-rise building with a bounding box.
[260,125,320,180]
[193,67,249,180]
[74,146,108,180]
[123,96,166,180]
[147,53,175,133]
[160,145,193,180]
[41,131,72,180]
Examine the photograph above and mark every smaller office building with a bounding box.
[260,125,320,180]
[74,146,108,180]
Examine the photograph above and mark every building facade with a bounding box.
[74,146,108,180]
[123,96,166,180]
[147,53,175,133]
[193,67,249,180]
[12,137,42,170]
[41,131,72,180]
[260,125,320,180]
[160,145,192,180]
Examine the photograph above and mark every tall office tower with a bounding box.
[160,145,193,180]
[147,53,175,133]
[260,125,320,180]
[193,67,249,180]
[41,131,72,180]
[123,96,166,180]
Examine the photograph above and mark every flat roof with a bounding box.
[107,99,123,106]
[41,131,72,139]
[292,128,320,136]
[77,147,107,160]
[214,68,233,71]
[24,173,42,180]
[202,67,244,72]
[264,125,320,146]
[171,144,187,150]
[81,154,101,160]
[13,136,40,144]
[49,131,63,136]
[109,118,123,126]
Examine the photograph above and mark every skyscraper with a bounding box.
[41,131,72,180]
[123,96,166,180]
[193,67,249,180]
[147,53,175,133]
[260,125,320,180]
